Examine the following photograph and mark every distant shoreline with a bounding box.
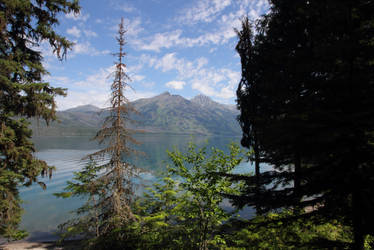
[32,131,242,137]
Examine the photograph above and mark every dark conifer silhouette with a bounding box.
[233,1,374,249]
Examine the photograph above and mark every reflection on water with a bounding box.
[22,134,250,241]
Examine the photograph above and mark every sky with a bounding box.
[40,0,269,110]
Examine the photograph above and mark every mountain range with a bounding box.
[30,92,241,136]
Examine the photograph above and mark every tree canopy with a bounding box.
[235,0,374,249]
[0,0,79,240]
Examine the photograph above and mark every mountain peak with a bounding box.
[65,104,101,112]
[159,91,171,96]
[32,92,241,136]
[191,94,215,106]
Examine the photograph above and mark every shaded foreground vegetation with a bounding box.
[56,143,365,249]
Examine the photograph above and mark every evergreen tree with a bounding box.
[56,18,140,249]
[235,17,265,214]
[235,1,374,248]
[0,0,79,240]
[54,159,105,241]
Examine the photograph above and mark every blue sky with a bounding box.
[41,0,269,110]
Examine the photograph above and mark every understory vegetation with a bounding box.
[56,143,367,249]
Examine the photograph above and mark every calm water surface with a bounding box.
[21,134,254,241]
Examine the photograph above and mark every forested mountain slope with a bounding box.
[30,92,240,136]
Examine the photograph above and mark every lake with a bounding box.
[20,134,254,241]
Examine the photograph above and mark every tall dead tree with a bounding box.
[55,18,140,247]
[91,17,139,229]
[56,16,138,242]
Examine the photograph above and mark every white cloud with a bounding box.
[134,24,237,52]
[155,53,178,72]
[110,1,138,14]
[44,75,71,85]
[127,62,144,74]
[154,53,208,79]
[125,17,143,38]
[119,3,136,13]
[121,52,240,99]
[56,90,109,110]
[66,26,81,37]
[83,30,98,37]
[178,0,231,24]
[145,53,239,99]
[190,68,240,98]
[110,50,238,100]
[133,0,269,52]
[71,41,110,57]
[143,54,157,67]
[165,81,186,90]
[52,64,156,110]
[132,75,145,82]
[74,65,115,88]
[45,69,111,110]
[67,26,97,39]
[136,30,183,52]
[65,11,90,22]
[67,65,141,90]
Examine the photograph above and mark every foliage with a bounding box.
[228,211,353,250]
[235,1,374,248]
[131,175,184,249]
[0,0,79,240]
[132,142,245,250]
[54,160,105,245]
[127,142,357,250]
[57,141,366,249]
